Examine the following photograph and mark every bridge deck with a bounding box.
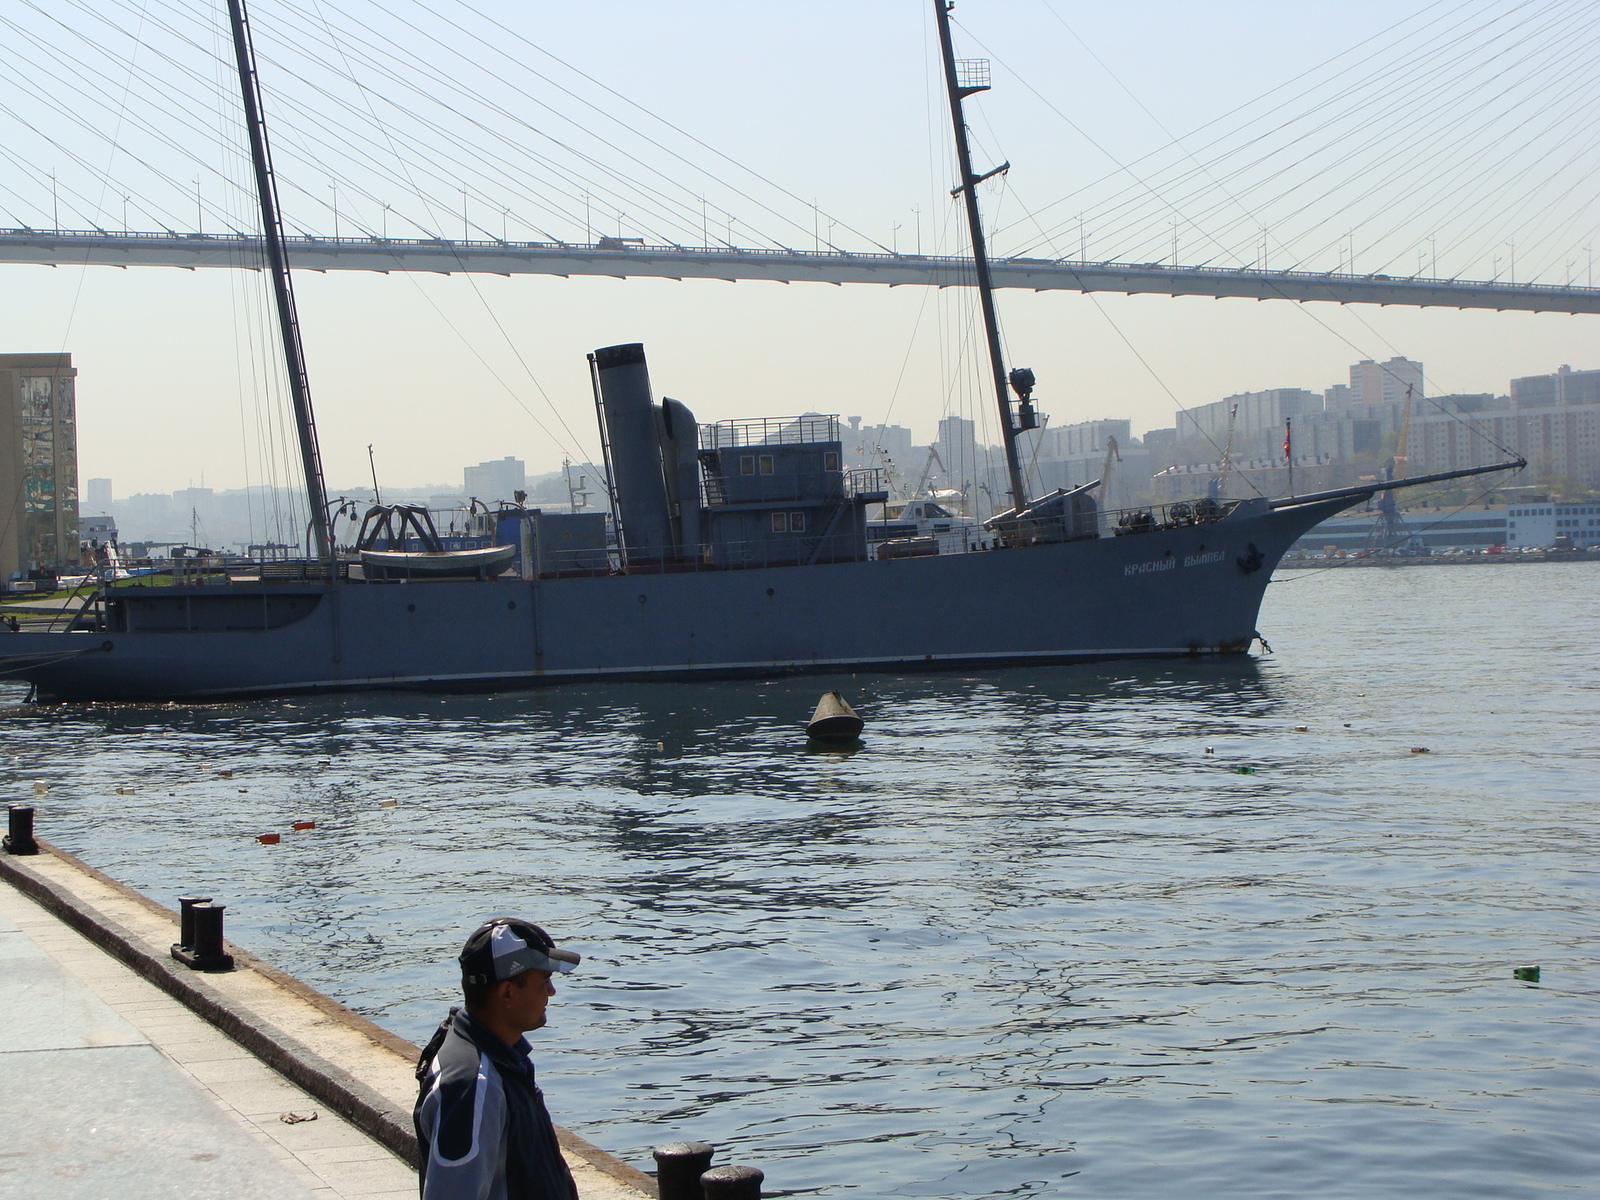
[4,229,1598,314]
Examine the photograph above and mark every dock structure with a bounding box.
[4,229,1600,314]
[0,841,654,1200]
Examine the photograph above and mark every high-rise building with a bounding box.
[1413,367,1600,488]
[463,456,527,501]
[847,419,914,473]
[935,415,979,489]
[0,353,80,576]
[1350,357,1424,405]
[1510,363,1600,409]
[1175,388,1322,446]
[86,477,113,512]
[1034,418,1131,461]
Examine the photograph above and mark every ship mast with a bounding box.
[225,0,333,562]
[932,0,1033,512]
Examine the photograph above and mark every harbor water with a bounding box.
[5,562,1595,1198]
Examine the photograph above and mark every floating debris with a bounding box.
[32,781,47,795]
[1410,746,1430,754]
[317,758,331,766]
[379,799,398,808]
[1293,726,1309,732]
[256,832,281,845]
[1205,747,1215,755]
[1234,765,1256,774]
[292,820,316,831]
[1513,966,1541,983]
[115,787,135,796]
[215,769,234,779]
[806,691,863,742]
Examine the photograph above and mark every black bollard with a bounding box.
[173,895,213,957]
[3,804,39,855]
[652,1142,716,1200]
[701,1165,763,1200]
[172,902,234,972]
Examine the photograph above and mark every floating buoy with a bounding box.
[216,769,234,779]
[379,799,398,808]
[257,832,281,845]
[292,820,316,831]
[1410,746,1430,754]
[1512,965,1540,983]
[806,691,863,741]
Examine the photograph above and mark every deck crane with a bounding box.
[905,444,947,503]
[1098,435,1122,507]
[1367,385,1424,554]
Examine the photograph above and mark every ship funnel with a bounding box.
[594,343,672,562]
[659,397,703,558]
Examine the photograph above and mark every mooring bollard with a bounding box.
[171,902,234,972]
[701,1164,763,1200]
[652,1142,716,1200]
[174,895,213,955]
[3,804,39,856]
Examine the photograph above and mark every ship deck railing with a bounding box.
[700,414,841,448]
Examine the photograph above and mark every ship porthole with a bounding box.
[407,604,416,613]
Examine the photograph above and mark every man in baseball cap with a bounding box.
[414,919,582,1200]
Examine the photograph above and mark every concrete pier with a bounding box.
[0,842,654,1200]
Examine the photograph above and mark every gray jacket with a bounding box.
[414,1007,578,1200]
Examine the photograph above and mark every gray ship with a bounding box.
[0,1,1520,703]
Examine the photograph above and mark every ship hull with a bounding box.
[1,497,1350,702]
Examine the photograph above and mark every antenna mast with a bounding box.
[226,0,333,562]
[932,0,1033,512]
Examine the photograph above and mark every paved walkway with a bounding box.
[0,877,416,1200]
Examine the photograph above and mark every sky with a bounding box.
[2,0,1596,497]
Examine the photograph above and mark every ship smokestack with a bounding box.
[659,397,703,558]
[594,343,672,562]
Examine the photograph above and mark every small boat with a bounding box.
[354,503,516,579]
[358,544,516,581]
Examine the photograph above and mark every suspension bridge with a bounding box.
[2,3,1598,319]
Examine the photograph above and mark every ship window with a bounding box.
[824,452,840,472]
[759,455,775,475]
[771,512,787,533]
[741,455,756,475]
[791,511,806,532]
